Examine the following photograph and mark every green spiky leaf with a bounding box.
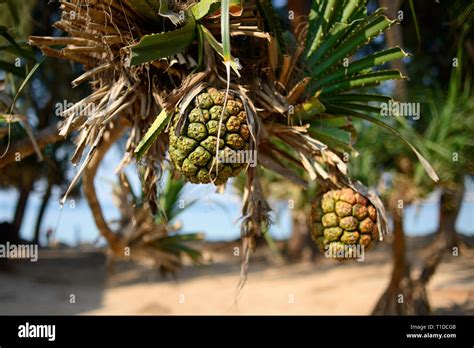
[310,125,353,152]
[294,96,326,119]
[321,93,393,104]
[324,104,439,182]
[200,24,240,75]
[134,109,172,160]
[129,13,196,66]
[221,0,231,63]
[319,70,406,96]
[313,47,409,90]
[191,0,221,20]
[306,0,339,57]
[310,14,397,78]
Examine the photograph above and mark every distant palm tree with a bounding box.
[351,42,473,314]
[0,0,83,245]
[110,171,204,274]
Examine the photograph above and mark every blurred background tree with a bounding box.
[266,0,473,314]
[0,0,207,275]
[1,0,88,246]
[350,33,473,314]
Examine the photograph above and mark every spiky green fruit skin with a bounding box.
[169,88,251,185]
[310,188,379,259]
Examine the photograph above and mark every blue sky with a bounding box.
[0,147,472,246]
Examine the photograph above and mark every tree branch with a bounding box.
[82,125,126,256]
[0,123,64,169]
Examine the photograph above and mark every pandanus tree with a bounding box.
[0,0,82,245]
[24,0,439,284]
[111,171,204,273]
[350,38,473,314]
[0,0,204,272]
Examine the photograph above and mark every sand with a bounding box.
[0,236,473,315]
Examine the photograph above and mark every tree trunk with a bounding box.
[372,182,465,315]
[372,201,417,315]
[433,183,463,249]
[33,180,52,246]
[379,0,408,101]
[408,183,465,313]
[389,204,409,288]
[287,210,318,262]
[421,185,464,281]
[12,179,34,243]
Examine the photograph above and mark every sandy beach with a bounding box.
[1,235,473,315]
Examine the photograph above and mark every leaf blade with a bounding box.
[313,47,409,90]
[311,15,397,78]
[129,14,196,66]
[325,104,439,182]
[319,70,406,96]
[134,109,172,160]
[191,0,220,20]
